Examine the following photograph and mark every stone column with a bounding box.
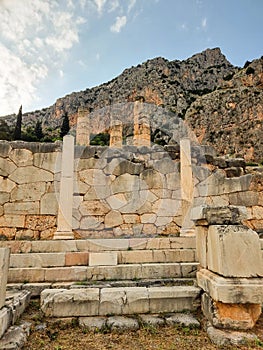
[54,135,75,239]
[110,120,123,147]
[192,205,263,345]
[76,107,90,146]
[0,248,10,309]
[133,100,151,147]
[180,138,195,236]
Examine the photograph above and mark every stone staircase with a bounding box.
[3,237,201,317]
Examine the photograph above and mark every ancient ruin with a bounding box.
[0,103,262,347]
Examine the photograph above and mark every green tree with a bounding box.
[60,112,70,138]
[13,105,22,140]
[34,120,44,140]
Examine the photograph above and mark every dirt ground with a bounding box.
[21,300,263,350]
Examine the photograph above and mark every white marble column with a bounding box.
[0,248,10,309]
[54,135,75,239]
[180,138,195,236]
[76,107,90,146]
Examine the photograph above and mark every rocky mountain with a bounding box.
[1,47,262,162]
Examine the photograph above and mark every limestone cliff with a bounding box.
[1,48,262,162]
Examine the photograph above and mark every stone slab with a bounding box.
[192,205,247,225]
[0,248,10,309]
[197,269,263,304]
[89,252,118,266]
[207,225,263,277]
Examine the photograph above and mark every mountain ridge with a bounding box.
[1,47,262,162]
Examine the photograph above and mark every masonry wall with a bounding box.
[0,140,262,240]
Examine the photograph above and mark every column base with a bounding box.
[53,231,75,240]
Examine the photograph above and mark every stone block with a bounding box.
[44,267,87,282]
[0,248,10,309]
[9,253,65,268]
[181,262,199,278]
[65,252,89,266]
[140,314,165,327]
[40,193,58,215]
[191,205,247,226]
[229,191,259,207]
[0,215,25,228]
[165,313,200,328]
[195,226,208,268]
[0,307,11,339]
[79,316,107,330]
[104,210,123,228]
[99,288,125,315]
[207,225,262,277]
[206,323,258,347]
[197,269,263,304]
[148,286,200,313]
[4,201,39,215]
[9,166,53,184]
[8,268,45,283]
[41,288,100,317]
[89,252,117,266]
[201,292,261,330]
[123,287,149,314]
[119,250,153,264]
[106,316,139,331]
[33,152,59,172]
[9,148,33,166]
[0,177,16,193]
[0,158,16,177]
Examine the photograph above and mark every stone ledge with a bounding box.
[40,285,201,317]
[197,269,263,304]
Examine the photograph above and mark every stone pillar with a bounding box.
[54,135,75,239]
[180,138,195,236]
[133,100,151,147]
[76,107,90,146]
[192,205,263,345]
[110,120,123,147]
[0,248,10,309]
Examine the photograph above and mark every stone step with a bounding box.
[0,237,196,254]
[0,290,31,339]
[40,285,201,317]
[9,249,196,268]
[7,277,197,297]
[8,262,199,283]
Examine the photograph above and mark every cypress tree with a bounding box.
[60,112,70,138]
[13,105,22,140]
[34,120,44,140]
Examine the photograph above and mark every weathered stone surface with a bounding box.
[79,316,107,330]
[41,288,100,317]
[0,248,10,309]
[106,316,139,331]
[99,288,125,315]
[104,210,123,228]
[229,191,259,206]
[89,252,117,266]
[140,169,164,189]
[4,201,39,215]
[197,269,263,304]
[0,322,31,350]
[33,152,59,172]
[206,322,258,347]
[201,292,261,330]
[0,177,16,193]
[9,166,53,184]
[79,200,110,216]
[40,193,58,215]
[10,182,46,202]
[25,215,56,231]
[112,160,143,176]
[111,174,140,194]
[165,313,200,328]
[9,148,33,167]
[192,205,247,225]
[207,225,262,277]
[0,158,16,177]
[195,226,208,268]
[0,215,25,228]
[140,314,165,327]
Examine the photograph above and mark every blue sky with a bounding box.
[0,0,262,116]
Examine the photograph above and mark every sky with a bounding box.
[0,0,262,117]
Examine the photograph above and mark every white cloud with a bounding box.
[59,70,64,78]
[94,0,107,15]
[109,0,120,12]
[0,0,85,115]
[110,16,127,33]
[202,17,207,28]
[128,0,136,13]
